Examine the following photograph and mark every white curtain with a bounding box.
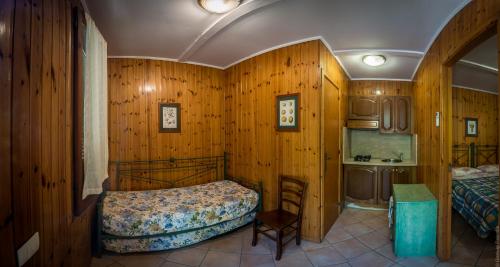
[82,13,108,199]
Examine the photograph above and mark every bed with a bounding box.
[96,154,262,254]
[452,143,498,238]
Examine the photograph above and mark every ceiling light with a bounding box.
[198,0,241,14]
[362,55,386,67]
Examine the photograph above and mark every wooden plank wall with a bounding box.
[412,0,499,259]
[6,0,94,266]
[452,87,498,146]
[224,40,348,241]
[108,59,225,190]
[0,0,16,265]
[348,80,414,97]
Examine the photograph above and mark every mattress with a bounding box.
[102,180,259,237]
[103,212,255,253]
[452,175,498,238]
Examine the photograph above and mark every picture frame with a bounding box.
[276,93,300,132]
[464,118,478,137]
[159,103,181,133]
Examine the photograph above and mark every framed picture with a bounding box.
[276,93,300,131]
[159,103,181,133]
[465,118,478,137]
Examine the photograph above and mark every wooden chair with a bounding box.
[251,175,307,260]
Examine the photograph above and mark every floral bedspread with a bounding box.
[102,180,258,237]
[103,212,255,253]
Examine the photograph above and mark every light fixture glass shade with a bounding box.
[199,0,241,14]
[362,55,386,67]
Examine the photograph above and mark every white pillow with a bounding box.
[452,167,483,178]
[477,164,499,174]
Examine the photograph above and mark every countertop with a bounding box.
[343,158,417,167]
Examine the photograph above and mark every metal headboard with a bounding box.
[452,143,498,168]
[114,154,226,191]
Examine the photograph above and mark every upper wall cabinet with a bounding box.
[348,96,379,120]
[380,96,412,134]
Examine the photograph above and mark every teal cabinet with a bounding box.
[392,184,437,257]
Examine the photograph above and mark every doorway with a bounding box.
[321,75,341,237]
[442,20,499,259]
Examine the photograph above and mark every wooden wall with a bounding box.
[452,87,498,146]
[224,40,348,241]
[349,80,414,97]
[3,0,94,266]
[412,0,499,259]
[108,59,225,190]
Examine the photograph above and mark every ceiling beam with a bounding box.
[178,0,283,62]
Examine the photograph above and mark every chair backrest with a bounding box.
[278,175,307,218]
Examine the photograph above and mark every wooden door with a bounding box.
[323,77,340,233]
[344,165,377,204]
[395,96,412,134]
[378,167,393,203]
[394,167,412,184]
[348,96,379,120]
[380,96,395,133]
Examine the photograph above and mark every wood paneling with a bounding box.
[348,80,414,97]
[224,40,348,241]
[412,0,500,259]
[108,59,225,190]
[6,0,94,266]
[452,87,498,146]
[0,0,16,265]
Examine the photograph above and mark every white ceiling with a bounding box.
[85,0,471,80]
[452,35,498,94]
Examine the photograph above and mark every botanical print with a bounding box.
[279,99,296,127]
[162,106,177,129]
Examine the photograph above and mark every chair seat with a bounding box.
[256,209,298,230]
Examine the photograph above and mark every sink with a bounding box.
[382,158,402,163]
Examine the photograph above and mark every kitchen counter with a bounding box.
[343,158,417,166]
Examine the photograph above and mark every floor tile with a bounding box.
[305,246,347,266]
[300,239,331,252]
[167,247,207,266]
[90,257,116,267]
[114,254,165,267]
[348,251,394,267]
[357,231,390,250]
[476,248,496,267]
[325,227,353,244]
[240,254,276,267]
[435,262,473,267]
[333,238,371,259]
[396,256,439,267]
[208,236,242,253]
[200,251,240,267]
[324,264,351,267]
[242,236,272,255]
[375,243,397,261]
[362,217,388,230]
[160,261,191,267]
[274,251,313,267]
[448,244,482,265]
[343,222,374,237]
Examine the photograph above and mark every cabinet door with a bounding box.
[348,96,379,120]
[380,96,395,133]
[394,167,412,184]
[344,165,377,204]
[395,96,412,134]
[378,167,393,203]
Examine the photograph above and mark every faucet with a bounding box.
[399,153,404,161]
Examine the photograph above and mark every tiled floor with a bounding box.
[91,208,496,267]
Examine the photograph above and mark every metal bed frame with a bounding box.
[452,143,498,168]
[96,153,263,255]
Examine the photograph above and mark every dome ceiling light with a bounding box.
[198,0,241,14]
[362,55,386,67]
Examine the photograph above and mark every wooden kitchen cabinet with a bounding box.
[379,96,412,134]
[348,96,379,120]
[378,166,413,204]
[344,165,377,204]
